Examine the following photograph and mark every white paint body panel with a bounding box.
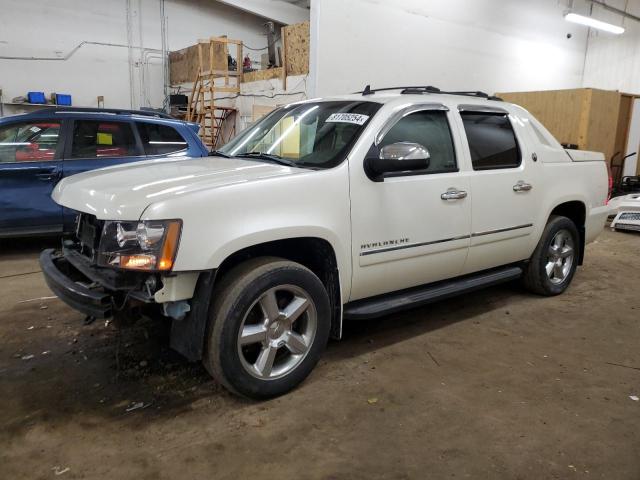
[566,150,606,162]
[52,92,608,305]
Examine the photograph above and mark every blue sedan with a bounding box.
[0,107,208,237]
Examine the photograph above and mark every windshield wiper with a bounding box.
[209,149,231,158]
[239,151,300,168]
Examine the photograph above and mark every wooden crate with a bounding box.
[169,42,229,85]
[496,88,625,164]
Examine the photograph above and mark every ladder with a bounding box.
[186,37,242,149]
[202,106,236,148]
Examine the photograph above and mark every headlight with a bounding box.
[98,219,182,271]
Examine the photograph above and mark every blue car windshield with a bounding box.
[219,100,381,169]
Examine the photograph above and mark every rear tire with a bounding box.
[203,257,331,399]
[522,215,579,296]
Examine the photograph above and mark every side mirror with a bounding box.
[365,142,430,180]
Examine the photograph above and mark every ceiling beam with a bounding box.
[216,0,309,25]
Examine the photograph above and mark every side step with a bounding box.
[343,265,523,320]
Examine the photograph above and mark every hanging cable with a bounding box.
[243,36,281,51]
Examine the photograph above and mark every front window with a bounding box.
[219,101,381,169]
[380,110,457,174]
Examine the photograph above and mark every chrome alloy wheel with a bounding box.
[237,285,317,380]
[545,229,575,284]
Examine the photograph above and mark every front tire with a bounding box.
[203,257,331,399]
[523,215,579,296]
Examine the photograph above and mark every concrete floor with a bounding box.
[1,229,639,479]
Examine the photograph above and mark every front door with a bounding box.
[349,105,472,301]
[455,107,541,274]
[0,120,64,235]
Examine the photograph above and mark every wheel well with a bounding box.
[550,201,586,264]
[215,238,342,339]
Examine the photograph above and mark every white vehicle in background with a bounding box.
[609,193,640,233]
[40,86,609,399]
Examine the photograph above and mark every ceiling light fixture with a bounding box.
[564,12,625,34]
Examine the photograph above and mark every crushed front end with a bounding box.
[40,214,196,324]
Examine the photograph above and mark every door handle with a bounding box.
[35,169,61,182]
[35,172,55,181]
[441,188,468,200]
[513,181,533,192]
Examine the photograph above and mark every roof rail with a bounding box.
[355,85,503,101]
[33,106,174,119]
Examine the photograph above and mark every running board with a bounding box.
[343,266,523,320]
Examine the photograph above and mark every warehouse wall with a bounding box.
[0,0,284,113]
[582,1,640,94]
[309,0,589,97]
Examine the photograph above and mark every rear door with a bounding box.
[455,105,541,274]
[61,118,144,227]
[0,119,64,235]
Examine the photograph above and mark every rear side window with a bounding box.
[380,110,457,174]
[460,112,520,170]
[0,121,61,163]
[70,120,137,159]
[137,122,187,155]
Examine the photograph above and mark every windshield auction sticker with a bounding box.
[326,113,370,125]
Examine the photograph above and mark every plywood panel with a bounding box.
[585,89,621,163]
[497,88,625,163]
[282,21,309,76]
[242,67,284,83]
[497,89,588,147]
[614,95,633,161]
[624,98,640,176]
[170,41,228,85]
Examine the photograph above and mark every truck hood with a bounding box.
[53,156,304,220]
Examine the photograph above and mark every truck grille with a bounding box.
[618,212,640,221]
[75,214,104,261]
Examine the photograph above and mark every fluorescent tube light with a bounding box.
[564,12,625,34]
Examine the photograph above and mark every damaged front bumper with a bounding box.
[40,246,214,362]
[39,247,155,320]
[40,249,113,318]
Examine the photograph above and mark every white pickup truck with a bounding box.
[40,86,609,399]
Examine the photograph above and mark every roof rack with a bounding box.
[356,85,503,101]
[33,106,174,119]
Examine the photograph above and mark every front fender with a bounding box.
[141,163,353,299]
[206,226,345,270]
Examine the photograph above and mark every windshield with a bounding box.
[219,100,381,169]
